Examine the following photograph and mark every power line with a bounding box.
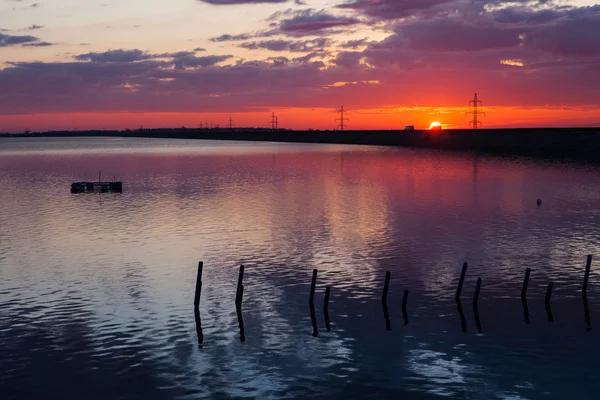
[466,93,486,129]
[335,105,349,131]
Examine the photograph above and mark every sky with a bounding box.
[1,0,600,132]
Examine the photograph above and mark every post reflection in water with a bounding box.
[456,298,467,332]
[522,297,531,325]
[236,306,246,342]
[309,302,319,337]
[583,294,592,331]
[382,302,392,331]
[194,308,204,347]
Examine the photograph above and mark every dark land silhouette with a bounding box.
[2,127,600,161]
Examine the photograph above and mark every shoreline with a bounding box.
[2,127,600,161]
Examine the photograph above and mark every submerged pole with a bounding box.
[521,268,531,299]
[382,271,391,305]
[455,262,468,299]
[194,261,203,310]
[583,255,592,295]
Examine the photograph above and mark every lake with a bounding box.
[1,137,599,399]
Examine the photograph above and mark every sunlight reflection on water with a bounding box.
[1,137,599,399]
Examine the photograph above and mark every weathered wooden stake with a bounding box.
[324,286,331,331]
[521,268,531,299]
[309,269,318,305]
[455,262,468,299]
[194,261,203,310]
[235,265,245,308]
[545,282,554,304]
[473,277,482,306]
[382,271,391,305]
[583,255,592,295]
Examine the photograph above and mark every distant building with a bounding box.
[404,125,415,131]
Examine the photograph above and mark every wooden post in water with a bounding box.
[324,286,331,331]
[194,261,203,310]
[521,268,531,299]
[583,255,592,295]
[456,262,468,299]
[235,265,245,309]
[382,271,391,305]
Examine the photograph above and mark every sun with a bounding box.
[430,121,442,129]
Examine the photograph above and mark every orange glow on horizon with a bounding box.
[429,121,442,129]
[0,106,599,133]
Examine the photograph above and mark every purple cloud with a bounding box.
[75,49,153,63]
[0,32,39,46]
[272,8,361,35]
[337,0,454,20]
[400,18,524,52]
[200,0,288,4]
[240,38,329,52]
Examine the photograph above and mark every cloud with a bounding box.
[74,49,153,63]
[239,38,329,52]
[22,41,53,47]
[210,33,255,42]
[27,24,44,30]
[0,32,39,47]
[523,6,600,56]
[337,0,454,20]
[200,0,288,4]
[275,9,361,35]
[400,18,524,52]
[194,47,207,52]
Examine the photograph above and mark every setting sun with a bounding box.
[430,121,442,129]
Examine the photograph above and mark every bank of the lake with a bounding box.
[3,126,600,161]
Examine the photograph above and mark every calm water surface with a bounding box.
[1,137,599,399]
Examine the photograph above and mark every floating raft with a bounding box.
[71,181,123,193]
